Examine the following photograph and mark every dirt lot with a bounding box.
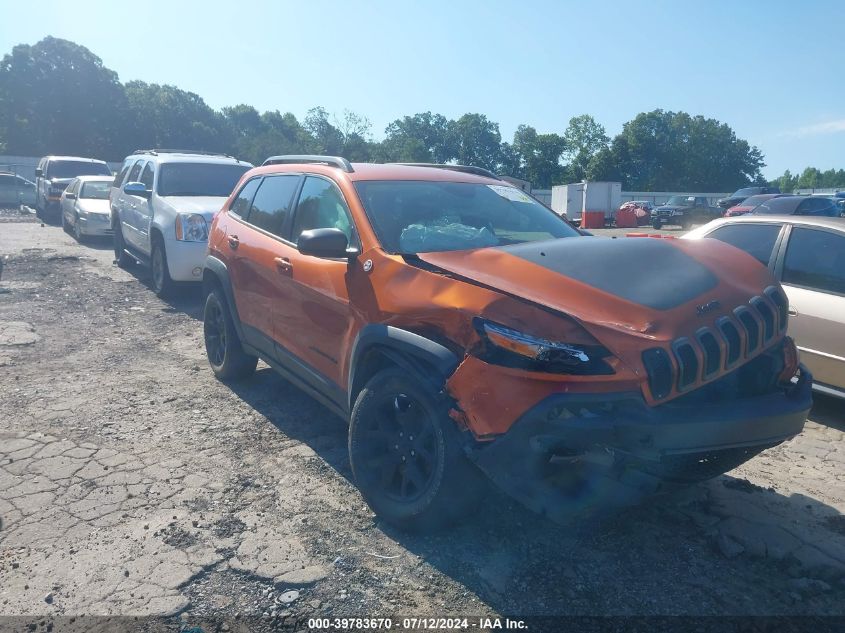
[1,213,844,630]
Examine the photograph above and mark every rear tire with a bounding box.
[203,288,257,381]
[348,368,486,532]
[150,236,174,297]
[113,218,134,269]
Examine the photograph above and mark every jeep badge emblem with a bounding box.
[696,299,721,316]
[363,259,373,273]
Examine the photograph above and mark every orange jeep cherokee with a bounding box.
[202,155,812,530]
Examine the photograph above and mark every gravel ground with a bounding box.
[0,217,844,631]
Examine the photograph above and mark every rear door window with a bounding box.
[706,223,782,266]
[782,228,845,295]
[114,160,132,187]
[244,175,301,237]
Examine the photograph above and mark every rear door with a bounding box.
[61,179,80,223]
[225,174,302,349]
[134,161,156,254]
[110,159,133,216]
[775,225,845,390]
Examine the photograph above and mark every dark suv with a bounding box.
[718,186,781,211]
[202,155,811,530]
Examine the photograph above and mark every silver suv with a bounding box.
[110,149,252,296]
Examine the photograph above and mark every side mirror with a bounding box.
[297,228,351,259]
[35,168,43,178]
[65,192,77,200]
[123,181,151,199]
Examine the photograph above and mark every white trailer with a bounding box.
[551,181,622,220]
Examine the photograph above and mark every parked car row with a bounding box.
[43,152,829,531]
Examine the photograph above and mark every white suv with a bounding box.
[110,150,252,296]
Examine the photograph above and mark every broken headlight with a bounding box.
[473,318,615,375]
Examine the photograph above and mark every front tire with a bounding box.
[203,289,257,381]
[73,214,84,242]
[348,368,486,532]
[150,236,174,297]
[652,219,662,230]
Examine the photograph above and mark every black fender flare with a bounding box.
[347,324,460,411]
[203,256,245,340]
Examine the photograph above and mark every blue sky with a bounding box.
[2,0,843,178]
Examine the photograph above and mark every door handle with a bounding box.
[228,235,239,250]
[788,307,798,317]
[274,257,293,275]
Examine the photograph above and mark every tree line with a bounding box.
[1,37,835,192]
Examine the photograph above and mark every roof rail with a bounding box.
[390,163,501,180]
[131,149,237,159]
[262,155,354,173]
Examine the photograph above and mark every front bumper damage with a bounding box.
[466,365,812,524]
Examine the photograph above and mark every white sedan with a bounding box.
[60,176,114,241]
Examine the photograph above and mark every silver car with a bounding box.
[685,215,845,399]
[60,176,114,241]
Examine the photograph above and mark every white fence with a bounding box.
[532,189,730,208]
[0,155,122,182]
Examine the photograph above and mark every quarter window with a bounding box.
[245,175,300,237]
[114,160,131,187]
[782,228,845,294]
[230,178,261,217]
[706,223,781,266]
[292,177,357,246]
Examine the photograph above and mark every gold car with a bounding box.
[686,215,845,399]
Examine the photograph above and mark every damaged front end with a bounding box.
[451,342,812,524]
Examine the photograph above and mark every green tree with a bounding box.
[604,110,764,191]
[563,114,609,181]
[796,167,822,189]
[380,112,454,163]
[448,113,503,172]
[0,37,127,159]
[124,81,230,155]
[510,125,566,187]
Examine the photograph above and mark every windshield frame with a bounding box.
[665,196,693,206]
[353,179,581,255]
[47,161,111,180]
